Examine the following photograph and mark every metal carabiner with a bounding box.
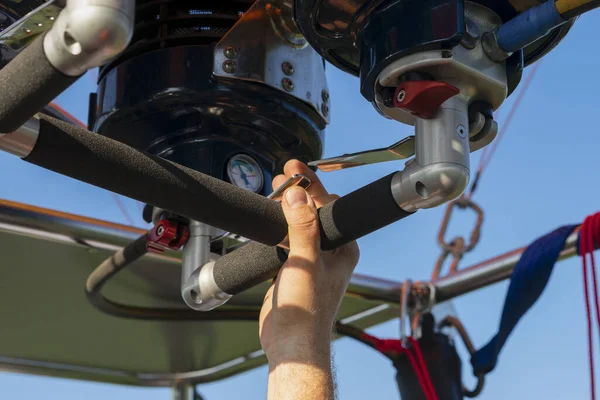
[438,316,485,398]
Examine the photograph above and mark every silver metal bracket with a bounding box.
[212,0,330,123]
[43,0,135,76]
[180,221,228,311]
[373,2,507,126]
[0,0,62,63]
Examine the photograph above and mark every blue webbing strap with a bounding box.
[470,224,578,375]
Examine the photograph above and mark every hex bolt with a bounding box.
[224,46,237,59]
[461,18,480,49]
[321,90,329,103]
[156,225,165,236]
[281,61,294,76]
[222,60,236,74]
[282,78,294,92]
[321,103,329,117]
[396,89,406,103]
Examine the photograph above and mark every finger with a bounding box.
[283,159,329,198]
[282,186,320,262]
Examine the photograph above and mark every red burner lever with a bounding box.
[393,80,459,119]
[147,219,190,254]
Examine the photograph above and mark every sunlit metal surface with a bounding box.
[309,136,415,172]
[0,199,399,386]
[0,0,59,50]
[432,229,580,303]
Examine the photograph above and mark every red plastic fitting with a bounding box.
[393,80,459,119]
[147,219,190,254]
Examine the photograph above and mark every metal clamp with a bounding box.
[43,0,135,76]
[439,316,486,398]
[431,197,484,279]
[212,0,330,123]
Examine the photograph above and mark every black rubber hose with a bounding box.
[0,34,80,133]
[25,116,414,250]
[84,235,260,321]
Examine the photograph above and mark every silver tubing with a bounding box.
[433,229,580,303]
[181,221,229,311]
[172,384,196,400]
[0,117,40,157]
[43,0,135,76]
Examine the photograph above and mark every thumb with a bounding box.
[282,186,320,261]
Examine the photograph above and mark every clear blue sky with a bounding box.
[1,11,599,400]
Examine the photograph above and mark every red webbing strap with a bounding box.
[407,337,439,400]
[359,332,438,400]
[580,212,600,400]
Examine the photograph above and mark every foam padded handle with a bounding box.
[26,115,289,245]
[0,34,79,133]
[25,116,412,250]
[213,173,413,295]
[317,172,413,250]
[213,242,289,295]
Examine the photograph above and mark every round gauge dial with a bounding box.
[226,154,264,193]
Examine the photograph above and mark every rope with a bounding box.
[580,212,600,400]
[467,62,541,198]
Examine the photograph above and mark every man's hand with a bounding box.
[259,160,360,400]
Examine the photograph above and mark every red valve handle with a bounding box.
[393,80,459,119]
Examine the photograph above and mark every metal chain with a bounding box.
[431,196,484,280]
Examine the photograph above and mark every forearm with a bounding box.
[266,338,335,400]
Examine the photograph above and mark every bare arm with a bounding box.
[259,160,360,400]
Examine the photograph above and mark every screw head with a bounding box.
[396,89,406,103]
[156,225,165,236]
[224,46,237,59]
[457,124,467,138]
[222,60,236,74]
[282,78,294,92]
[321,103,329,117]
[461,18,480,49]
[321,90,329,103]
[281,61,294,76]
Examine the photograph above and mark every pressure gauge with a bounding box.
[226,154,264,193]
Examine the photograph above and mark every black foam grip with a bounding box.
[317,172,413,250]
[212,173,413,294]
[0,34,80,133]
[25,116,412,249]
[26,115,289,246]
[213,242,289,295]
